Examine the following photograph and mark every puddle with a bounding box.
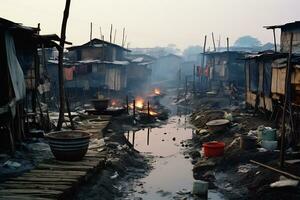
[125,116,225,200]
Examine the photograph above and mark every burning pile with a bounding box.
[129,96,159,117]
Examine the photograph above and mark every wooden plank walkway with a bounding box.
[0,116,111,200]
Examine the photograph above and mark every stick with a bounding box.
[57,0,71,131]
[227,37,230,51]
[280,32,294,168]
[147,101,150,117]
[90,22,93,43]
[212,32,216,52]
[147,128,150,145]
[114,29,117,43]
[193,64,196,94]
[250,160,300,180]
[126,95,129,114]
[122,28,125,47]
[133,99,136,119]
[110,24,113,43]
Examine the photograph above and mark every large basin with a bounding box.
[46,131,91,161]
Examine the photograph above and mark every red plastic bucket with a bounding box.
[203,141,225,157]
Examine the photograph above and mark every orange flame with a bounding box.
[149,110,158,116]
[154,88,161,95]
[135,97,144,109]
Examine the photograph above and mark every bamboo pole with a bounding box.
[57,0,71,130]
[110,24,113,43]
[122,28,125,47]
[90,22,93,43]
[227,37,230,51]
[250,160,300,180]
[147,128,150,145]
[280,32,294,168]
[114,29,117,43]
[126,95,129,114]
[133,99,136,118]
[99,26,102,39]
[212,32,216,52]
[193,64,196,94]
[147,101,150,117]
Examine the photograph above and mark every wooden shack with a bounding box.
[65,39,131,97]
[203,51,247,90]
[244,52,287,111]
[0,18,61,152]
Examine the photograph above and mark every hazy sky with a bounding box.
[1,0,299,50]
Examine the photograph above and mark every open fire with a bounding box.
[154,88,161,95]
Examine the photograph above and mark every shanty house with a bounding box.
[65,39,130,96]
[244,52,287,111]
[0,18,60,152]
[203,51,247,91]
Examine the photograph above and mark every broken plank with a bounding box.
[8,177,78,183]
[0,183,70,191]
[0,196,54,200]
[0,188,63,196]
[4,180,74,186]
[21,173,82,179]
[285,159,300,164]
[30,169,87,176]
[37,163,94,171]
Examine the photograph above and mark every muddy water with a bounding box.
[125,116,224,200]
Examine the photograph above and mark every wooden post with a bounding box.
[133,99,136,118]
[99,26,102,39]
[202,35,207,91]
[65,92,75,129]
[193,64,196,94]
[113,29,117,43]
[122,28,125,47]
[126,95,129,114]
[90,22,93,43]
[57,0,71,131]
[185,76,188,99]
[273,28,277,53]
[110,24,113,43]
[132,131,135,148]
[147,101,150,117]
[227,37,230,52]
[280,32,294,168]
[147,128,150,145]
[212,32,216,52]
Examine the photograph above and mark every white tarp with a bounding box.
[5,32,26,101]
[105,68,122,91]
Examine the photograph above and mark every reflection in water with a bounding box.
[125,116,224,200]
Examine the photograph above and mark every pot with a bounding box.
[206,119,230,132]
[46,131,91,161]
[240,135,257,150]
[91,99,109,111]
[203,141,225,157]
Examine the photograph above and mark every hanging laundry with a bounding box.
[197,66,202,77]
[64,66,75,80]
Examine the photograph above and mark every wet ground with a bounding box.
[122,115,225,200]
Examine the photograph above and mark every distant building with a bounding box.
[151,54,183,82]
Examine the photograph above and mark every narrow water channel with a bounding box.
[125,116,225,200]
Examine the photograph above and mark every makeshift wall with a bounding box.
[281,30,300,54]
[249,60,259,92]
[105,66,127,91]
